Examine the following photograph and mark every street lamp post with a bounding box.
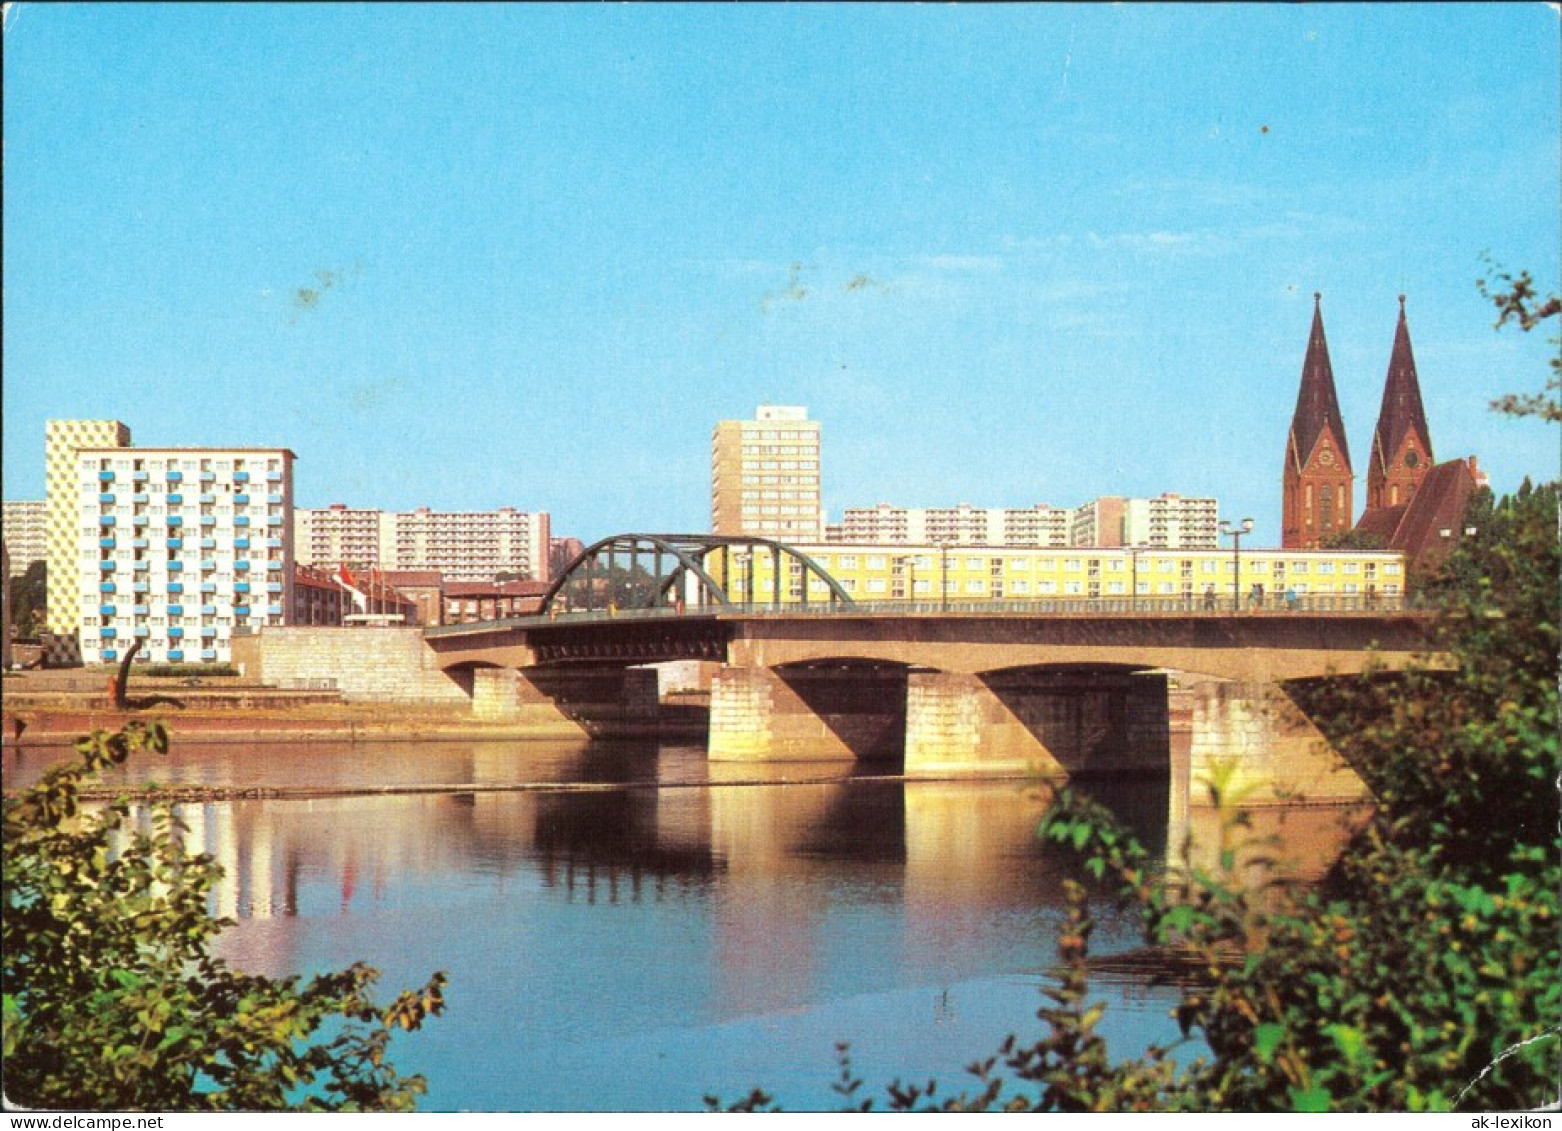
[1219,518,1254,612]
[939,544,949,612]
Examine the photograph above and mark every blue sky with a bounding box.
[4,3,1558,547]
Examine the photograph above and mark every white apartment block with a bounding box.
[1073,495,1220,549]
[294,505,552,583]
[836,495,1219,550]
[1123,494,1220,549]
[393,507,551,582]
[73,447,295,665]
[295,505,396,569]
[711,405,823,542]
[3,500,46,577]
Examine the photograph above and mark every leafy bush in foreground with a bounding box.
[2,720,447,1111]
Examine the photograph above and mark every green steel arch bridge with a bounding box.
[537,532,856,617]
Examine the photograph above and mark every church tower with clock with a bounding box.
[1365,296,1434,512]
[1282,293,1355,548]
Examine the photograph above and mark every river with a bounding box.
[3,735,1366,1112]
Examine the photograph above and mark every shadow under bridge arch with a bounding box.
[540,533,855,616]
[975,662,1171,778]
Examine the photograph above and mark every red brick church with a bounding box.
[1282,293,1486,573]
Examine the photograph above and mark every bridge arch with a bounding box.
[540,533,855,616]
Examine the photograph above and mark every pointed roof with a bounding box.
[1371,295,1434,471]
[1360,457,1479,574]
[1288,293,1352,470]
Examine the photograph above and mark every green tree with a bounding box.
[8,559,45,642]
[1476,258,1560,422]
[1318,529,1386,552]
[2,721,447,1111]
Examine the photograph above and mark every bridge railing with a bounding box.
[716,594,1421,616]
[423,592,1428,636]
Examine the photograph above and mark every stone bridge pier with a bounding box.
[708,664,907,762]
[708,662,1368,808]
[903,669,1170,778]
[471,666,660,734]
[1168,674,1366,810]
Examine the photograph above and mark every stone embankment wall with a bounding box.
[232,628,469,705]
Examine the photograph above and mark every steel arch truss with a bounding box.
[540,534,856,616]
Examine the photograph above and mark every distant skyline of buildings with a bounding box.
[4,295,1491,662]
[2,500,44,579]
[829,494,1220,550]
[294,503,551,583]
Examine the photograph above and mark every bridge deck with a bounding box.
[423,594,1428,639]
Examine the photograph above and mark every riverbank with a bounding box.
[0,671,709,747]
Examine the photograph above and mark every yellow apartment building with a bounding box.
[708,542,1406,610]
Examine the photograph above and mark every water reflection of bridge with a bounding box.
[156,755,1361,931]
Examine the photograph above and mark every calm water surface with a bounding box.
[5,736,1362,1111]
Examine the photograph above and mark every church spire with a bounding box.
[1366,295,1434,510]
[1282,293,1355,548]
[1288,293,1352,472]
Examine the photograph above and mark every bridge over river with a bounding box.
[240,534,1439,806]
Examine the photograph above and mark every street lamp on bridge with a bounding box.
[1219,517,1254,612]
[938,543,950,612]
